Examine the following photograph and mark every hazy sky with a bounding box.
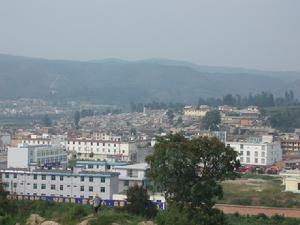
[0,0,299,71]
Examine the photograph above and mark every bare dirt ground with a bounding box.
[215,204,300,218]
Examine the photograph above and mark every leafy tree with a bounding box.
[41,115,52,127]
[130,127,137,136]
[177,116,183,125]
[166,109,174,124]
[125,185,157,218]
[74,111,80,128]
[146,134,239,224]
[158,127,164,133]
[202,110,221,131]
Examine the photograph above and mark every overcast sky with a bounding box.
[0,0,299,71]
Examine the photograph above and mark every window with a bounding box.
[246,151,250,156]
[51,185,56,190]
[88,165,93,169]
[239,151,243,156]
[41,184,46,189]
[240,157,244,163]
[13,183,17,188]
[261,158,265,164]
[60,176,64,181]
[255,158,258,163]
[261,152,265,157]
[80,186,84,191]
[240,144,244,149]
[13,174,17,179]
[89,186,93,192]
[254,151,258,157]
[42,175,46,180]
[262,145,265,150]
[89,177,93,182]
[5,173,9,178]
[124,180,129,186]
[80,176,85,182]
[60,185,63,191]
[101,177,105,183]
[100,187,105,193]
[106,165,111,170]
[246,157,250,163]
[51,175,56,181]
[33,174,37,180]
[298,183,300,191]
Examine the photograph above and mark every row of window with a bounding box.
[9,183,106,192]
[239,151,265,157]
[72,147,125,154]
[240,157,266,164]
[4,174,106,183]
[68,141,118,147]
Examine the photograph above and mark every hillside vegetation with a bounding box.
[0,54,300,104]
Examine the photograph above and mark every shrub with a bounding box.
[125,185,157,218]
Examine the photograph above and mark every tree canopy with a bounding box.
[146,134,240,209]
[202,110,221,131]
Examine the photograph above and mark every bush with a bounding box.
[156,203,227,225]
[125,185,157,218]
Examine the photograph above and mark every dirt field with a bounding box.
[215,204,300,218]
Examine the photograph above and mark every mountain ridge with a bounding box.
[0,54,299,104]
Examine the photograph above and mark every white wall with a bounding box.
[7,147,29,168]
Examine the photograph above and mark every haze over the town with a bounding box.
[0,0,299,71]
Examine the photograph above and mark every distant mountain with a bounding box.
[0,54,299,105]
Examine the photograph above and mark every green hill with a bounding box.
[0,54,299,104]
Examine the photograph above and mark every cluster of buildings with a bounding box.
[1,102,300,202]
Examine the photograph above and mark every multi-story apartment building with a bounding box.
[75,160,128,172]
[114,163,149,192]
[75,160,148,192]
[7,144,67,168]
[0,167,119,200]
[226,136,282,166]
[66,138,137,162]
[281,139,300,154]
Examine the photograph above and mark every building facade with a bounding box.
[66,139,137,162]
[0,168,119,200]
[280,170,300,194]
[7,145,67,169]
[226,140,282,166]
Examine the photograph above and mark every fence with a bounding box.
[8,194,165,209]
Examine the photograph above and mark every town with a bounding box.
[1,97,300,209]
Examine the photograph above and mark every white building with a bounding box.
[226,137,282,166]
[114,163,149,192]
[183,106,210,118]
[0,168,119,200]
[66,138,137,162]
[75,160,149,193]
[280,170,300,194]
[75,160,128,172]
[7,145,67,169]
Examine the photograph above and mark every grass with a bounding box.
[219,174,300,208]
[2,200,300,225]
[227,213,300,225]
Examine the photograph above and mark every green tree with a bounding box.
[74,111,80,129]
[41,114,52,127]
[146,134,240,225]
[202,110,221,131]
[125,185,157,218]
[166,109,174,124]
